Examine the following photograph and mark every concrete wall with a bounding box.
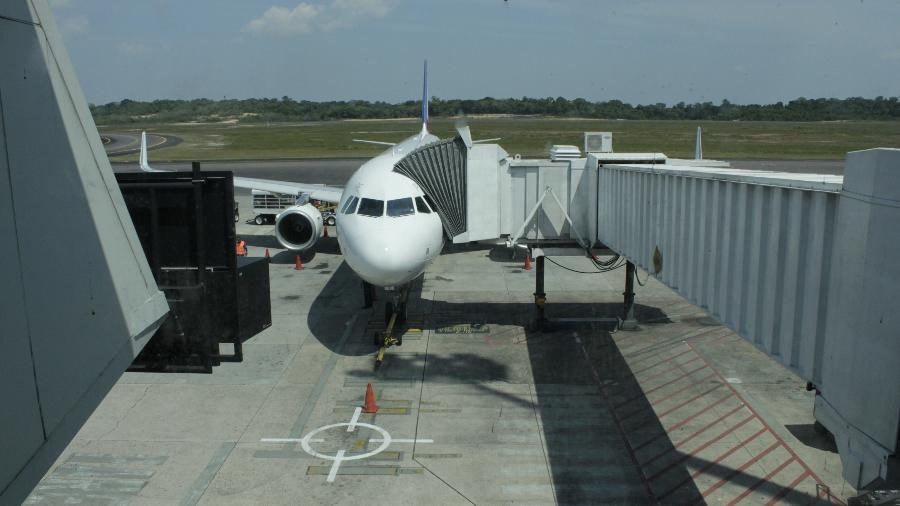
[0,2,168,504]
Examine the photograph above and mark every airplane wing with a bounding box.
[352,139,396,147]
[135,132,344,204]
[233,177,343,204]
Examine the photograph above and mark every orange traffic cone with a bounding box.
[362,383,378,413]
[294,254,303,271]
[265,248,271,262]
[524,252,532,271]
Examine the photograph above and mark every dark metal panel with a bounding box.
[116,170,268,373]
[393,136,468,237]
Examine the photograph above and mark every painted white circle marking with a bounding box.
[300,422,392,461]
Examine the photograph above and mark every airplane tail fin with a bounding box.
[421,60,429,134]
[695,126,703,160]
[139,131,152,171]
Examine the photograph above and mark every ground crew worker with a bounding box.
[235,240,246,256]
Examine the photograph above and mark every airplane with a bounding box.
[138,61,445,323]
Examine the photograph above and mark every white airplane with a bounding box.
[138,62,445,317]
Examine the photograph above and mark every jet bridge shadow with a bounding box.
[304,255,836,505]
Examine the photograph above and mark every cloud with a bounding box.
[118,42,148,56]
[244,0,394,36]
[59,14,89,35]
[245,4,322,35]
[49,0,71,7]
[333,0,392,17]
[882,48,900,61]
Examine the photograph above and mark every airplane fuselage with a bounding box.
[336,130,445,288]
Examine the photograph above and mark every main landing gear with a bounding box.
[371,284,410,369]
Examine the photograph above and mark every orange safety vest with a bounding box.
[235,240,246,256]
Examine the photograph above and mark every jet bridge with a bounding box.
[594,150,900,490]
[395,129,670,247]
[400,131,899,490]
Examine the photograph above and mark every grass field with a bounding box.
[102,117,900,162]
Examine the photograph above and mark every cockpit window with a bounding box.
[357,198,384,217]
[341,196,359,214]
[387,198,415,217]
[423,194,438,214]
[415,196,431,214]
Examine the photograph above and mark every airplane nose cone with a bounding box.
[344,231,426,287]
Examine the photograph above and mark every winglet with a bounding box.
[695,126,703,160]
[139,131,151,171]
[421,60,429,135]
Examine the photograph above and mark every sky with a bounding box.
[49,0,900,106]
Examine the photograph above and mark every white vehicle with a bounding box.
[251,190,299,225]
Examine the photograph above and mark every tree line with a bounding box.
[90,96,900,124]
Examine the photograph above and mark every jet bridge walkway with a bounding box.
[397,131,900,491]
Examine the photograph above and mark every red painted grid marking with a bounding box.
[622,383,727,433]
[684,341,844,505]
[647,372,719,405]
[633,355,703,385]
[615,364,708,408]
[766,471,810,506]
[699,440,782,500]
[655,382,725,419]
[646,415,757,482]
[656,427,769,501]
[631,390,739,453]
[630,348,695,375]
[619,326,726,359]
[639,402,746,463]
[578,327,846,506]
[614,365,711,412]
[726,457,796,506]
[624,342,692,368]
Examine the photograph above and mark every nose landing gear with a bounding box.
[374,284,410,369]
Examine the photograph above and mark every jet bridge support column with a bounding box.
[533,251,547,330]
[621,261,638,330]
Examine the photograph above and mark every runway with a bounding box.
[102,132,182,157]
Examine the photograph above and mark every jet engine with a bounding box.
[274,203,323,251]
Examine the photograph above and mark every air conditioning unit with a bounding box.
[584,132,613,153]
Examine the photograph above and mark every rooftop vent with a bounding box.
[549,145,582,161]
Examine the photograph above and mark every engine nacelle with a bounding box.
[274,203,323,251]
